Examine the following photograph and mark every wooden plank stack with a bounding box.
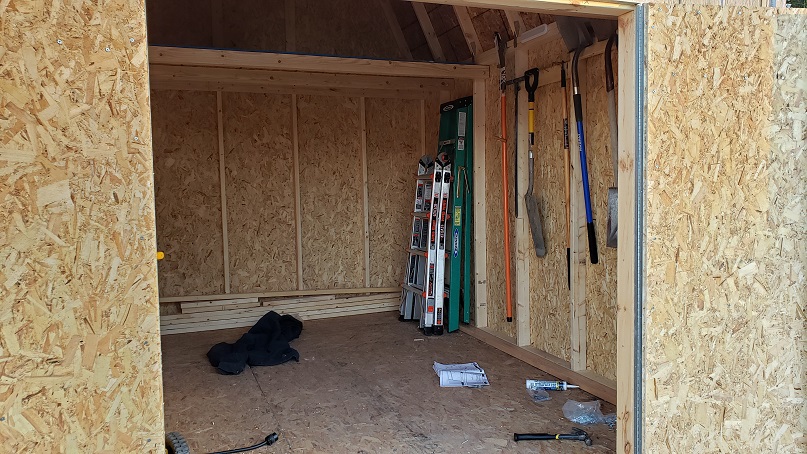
[160,292,400,335]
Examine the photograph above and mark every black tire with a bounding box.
[165,432,190,454]
[434,325,444,336]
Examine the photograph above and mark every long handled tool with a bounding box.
[560,62,571,287]
[523,68,546,257]
[605,33,619,248]
[513,428,592,446]
[494,32,514,322]
[572,46,599,264]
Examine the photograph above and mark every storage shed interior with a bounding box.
[2,0,801,452]
[145,1,627,451]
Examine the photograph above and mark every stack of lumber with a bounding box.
[160,292,400,335]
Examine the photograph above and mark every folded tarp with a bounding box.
[207,311,303,375]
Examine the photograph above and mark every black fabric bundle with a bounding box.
[207,311,303,375]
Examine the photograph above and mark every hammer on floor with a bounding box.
[513,427,592,446]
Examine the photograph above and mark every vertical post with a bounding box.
[567,59,587,371]
[472,78,488,328]
[360,97,371,287]
[514,47,531,347]
[292,94,304,290]
[617,10,638,454]
[216,91,231,294]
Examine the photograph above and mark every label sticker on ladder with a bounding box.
[452,227,460,258]
[458,112,467,137]
[457,137,465,151]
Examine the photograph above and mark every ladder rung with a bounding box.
[415,172,435,180]
[401,284,424,294]
[411,211,429,218]
[407,248,427,257]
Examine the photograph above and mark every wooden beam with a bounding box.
[149,46,488,79]
[461,325,616,404]
[160,287,400,304]
[292,94,304,290]
[402,0,635,19]
[379,0,413,60]
[567,56,587,372]
[529,39,609,89]
[285,0,296,52]
[472,78,488,328]
[360,97,371,287]
[412,2,446,62]
[453,6,481,57]
[149,65,454,92]
[150,79,435,100]
[616,10,637,454]
[504,10,526,41]
[216,91,231,294]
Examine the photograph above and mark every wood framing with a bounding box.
[504,10,526,39]
[150,46,488,79]
[360,97,371,287]
[412,2,446,61]
[616,11,637,454]
[403,0,635,19]
[216,92,232,294]
[454,6,481,56]
[461,326,616,403]
[475,22,561,65]
[379,0,414,60]
[292,95,304,290]
[160,287,400,304]
[472,78,488,328]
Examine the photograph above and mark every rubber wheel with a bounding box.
[165,432,190,454]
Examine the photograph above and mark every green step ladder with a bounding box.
[438,96,473,332]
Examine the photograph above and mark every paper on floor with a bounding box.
[433,361,490,388]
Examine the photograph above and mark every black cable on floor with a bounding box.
[207,433,279,454]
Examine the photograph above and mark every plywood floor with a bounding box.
[161,314,616,453]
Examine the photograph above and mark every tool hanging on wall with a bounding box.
[513,75,520,218]
[572,45,599,265]
[605,33,619,248]
[523,68,546,257]
[495,32,514,323]
[560,62,572,288]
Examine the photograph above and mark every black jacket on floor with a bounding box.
[207,311,303,375]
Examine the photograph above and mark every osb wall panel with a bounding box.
[643,6,805,453]
[295,0,407,59]
[221,0,286,51]
[366,97,422,288]
[527,82,571,361]
[223,92,297,293]
[485,62,516,339]
[0,1,164,451]
[151,90,225,297]
[526,39,574,361]
[297,95,365,289]
[146,0,405,59]
[582,54,617,381]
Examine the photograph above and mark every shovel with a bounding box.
[523,68,546,257]
[605,33,618,248]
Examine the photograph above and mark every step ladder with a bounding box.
[399,96,473,335]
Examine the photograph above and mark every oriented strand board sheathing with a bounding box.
[484,62,517,339]
[0,1,164,451]
[524,39,575,361]
[295,0,407,59]
[220,0,286,51]
[222,92,297,294]
[643,6,805,453]
[527,82,571,361]
[297,95,365,289]
[365,98,422,288]
[582,55,618,381]
[151,90,225,297]
[145,0,213,47]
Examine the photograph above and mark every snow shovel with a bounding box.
[523,68,546,257]
[605,33,618,248]
[572,44,599,264]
